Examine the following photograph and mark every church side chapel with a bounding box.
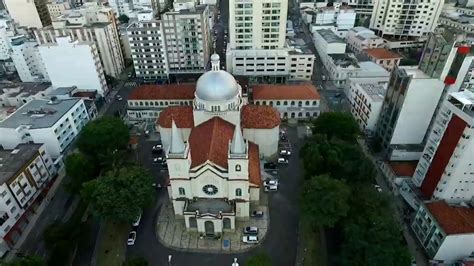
[158,54,280,236]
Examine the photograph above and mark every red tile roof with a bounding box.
[389,161,418,177]
[157,106,194,128]
[241,105,280,129]
[252,83,321,100]
[189,117,235,169]
[426,201,474,235]
[364,48,401,59]
[248,142,261,187]
[128,83,196,100]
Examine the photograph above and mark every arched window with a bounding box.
[145,101,149,106]
[312,101,317,106]
[178,187,185,196]
[235,164,241,172]
[283,101,288,105]
[291,113,295,118]
[305,101,310,106]
[139,101,144,106]
[298,112,302,117]
[269,101,273,106]
[276,101,281,106]
[236,188,242,197]
[298,101,302,107]
[262,101,266,105]
[306,112,310,117]
[291,101,295,106]
[256,101,260,105]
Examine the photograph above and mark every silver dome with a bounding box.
[195,70,239,101]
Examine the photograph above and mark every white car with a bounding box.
[278,158,288,164]
[264,179,278,187]
[127,231,137,246]
[265,185,278,192]
[132,213,142,226]
[374,184,382,193]
[280,149,291,156]
[242,235,259,244]
[153,157,166,164]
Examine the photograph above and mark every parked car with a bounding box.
[277,158,288,164]
[127,231,137,245]
[160,162,168,169]
[152,143,163,150]
[153,157,166,164]
[243,226,259,235]
[279,149,291,156]
[374,184,382,193]
[116,95,123,101]
[265,185,278,192]
[263,162,278,169]
[132,213,142,226]
[250,210,264,218]
[264,179,278,187]
[152,183,162,189]
[242,235,259,244]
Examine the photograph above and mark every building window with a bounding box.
[305,101,310,106]
[276,101,281,106]
[235,164,241,172]
[178,187,185,196]
[236,188,242,197]
[291,101,295,106]
[283,101,288,105]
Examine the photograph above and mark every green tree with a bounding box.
[81,166,154,222]
[5,256,44,266]
[301,175,350,228]
[76,116,129,165]
[246,251,273,266]
[65,153,98,194]
[339,186,411,266]
[312,112,359,142]
[118,14,130,24]
[123,257,149,266]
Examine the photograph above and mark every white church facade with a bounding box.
[161,54,280,235]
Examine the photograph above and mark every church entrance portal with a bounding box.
[189,217,197,228]
[205,221,214,236]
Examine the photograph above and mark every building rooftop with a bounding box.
[241,105,281,129]
[157,106,194,128]
[401,66,431,79]
[329,54,359,68]
[0,82,52,97]
[128,84,196,100]
[0,98,81,129]
[185,199,234,214]
[356,83,386,102]
[389,161,418,177]
[0,143,43,183]
[356,32,380,41]
[425,201,474,235]
[252,83,321,100]
[48,86,76,96]
[364,48,401,59]
[316,29,345,44]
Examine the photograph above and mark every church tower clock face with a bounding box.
[203,184,218,195]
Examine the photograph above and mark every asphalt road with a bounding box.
[213,0,229,69]
[127,126,303,266]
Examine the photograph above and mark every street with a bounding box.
[126,126,304,266]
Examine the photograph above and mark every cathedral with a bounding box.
[158,54,280,235]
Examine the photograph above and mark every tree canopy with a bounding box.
[4,256,44,266]
[300,175,350,228]
[76,116,129,164]
[118,14,130,24]
[81,166,154,222]
[311,112,359,142]
[65,152,98,194]
[246,251,273,266]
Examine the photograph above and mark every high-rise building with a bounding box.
[108,0,134,17]
[34,3,124,78]
[4,0,51,28]
[369,0,443,38]
[127,4,212,80]
[47,1,71,20]
[413,90,474,203]
[226,0,314,83]
[39,36,108,95]
[9,36,49,82]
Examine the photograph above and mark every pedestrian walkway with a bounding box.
[156,197,269,253]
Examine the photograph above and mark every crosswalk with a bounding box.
[124,81,137,87]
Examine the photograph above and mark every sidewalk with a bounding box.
[156,196,269,253]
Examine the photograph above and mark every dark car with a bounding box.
[264,162,278,169]
[250,211,264,218]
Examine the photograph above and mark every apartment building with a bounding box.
[310,4,356,37]
[9,37,49,83]
[0,98,89,157]
[349,82,386,134]
[127,5,212,80]
[0,15,14,61]
[343,0,373,16]
[363,48,401,71]
[376,66,445,161]
[313,29,346,55]
[412,90,474,202]
[252,83,320,120]
[412,201,474,263]
[39,37,108,96]
[439,3,474,34]
[34,3,124,78]
[127,84,195,121]
[4,0,51,28]
[108,0,134,17]
[369,0,443,38]
[0,143,55,256]
[345,27,384,54]
[47,1,71,20]
[0,82,54,107]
